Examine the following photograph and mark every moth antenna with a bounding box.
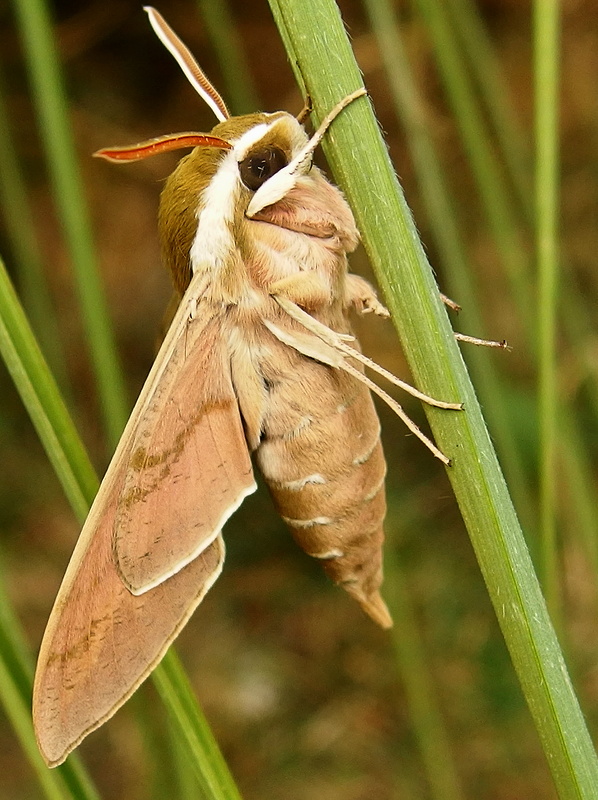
[144,6,230,122]
[94,133,232,162]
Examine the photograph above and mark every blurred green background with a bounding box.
[1,0,597,798]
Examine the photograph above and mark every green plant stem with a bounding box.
[13,0,128,448]
[416,0,598,619]
[535,0,561,616]
[0,558,99,800]
[0,65,68,389]
[0,258,96,522]
[385,540,464,800]
[446,0,532,218]
[444,0,598,430]
[267,1,598,797]
[154,652,243,800]
[412,0,533,339]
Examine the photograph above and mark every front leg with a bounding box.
[268,272,331,310]
[346,274,389,317]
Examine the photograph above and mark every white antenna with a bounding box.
[144,7,230,123]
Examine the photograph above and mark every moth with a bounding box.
[33,7,460,767]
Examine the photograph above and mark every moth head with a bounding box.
[94,6,310,199]
[94,7,362,293]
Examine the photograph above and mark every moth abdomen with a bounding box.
[255,348,391,628]
[280,477,386,563]
[267,439,386,521]
[266,437,389,628]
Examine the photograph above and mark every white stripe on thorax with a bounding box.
[190,120,280,276]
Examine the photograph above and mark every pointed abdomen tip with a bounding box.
[361,592,393,629]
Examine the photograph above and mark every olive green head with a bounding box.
[158,112,310,295]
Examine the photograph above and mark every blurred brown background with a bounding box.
[1,1,597,798]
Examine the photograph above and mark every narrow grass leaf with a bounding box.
[0,66,68,388]
[195,0,260,115]
[0,257,96,522]
[384,534,465,800]
[412,0,533,335]
[534,0,561,615]
[153,651,244,800]
[12,0,128,448]
[362,0,534,530]
[446,0,532,217]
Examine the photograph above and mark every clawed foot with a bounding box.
[354,294,390,317]
[346,274,390,317]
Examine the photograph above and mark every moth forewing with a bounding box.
[34,526,225,767]
[33,274,255,765]
[114,308,256,593]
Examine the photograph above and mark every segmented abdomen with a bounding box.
[256,343,392,628]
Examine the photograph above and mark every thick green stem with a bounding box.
[267,1,598,797]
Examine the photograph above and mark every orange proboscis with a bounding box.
[94,133,232,162]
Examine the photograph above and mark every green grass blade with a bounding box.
[534,0,561,613]
[425,0,598,428]
[414,0,598,617]
[0,548,98,799]
[384,538,465,800]
[411,0,533,336]
[446,0,532,217]
[0,258,96,522]
[168,714,203,800]
[195,0,260,115]
[0,655,76,800]
[12,0,128,448]
[153,651,243,800]
[266,1,598,796]
[559,417,598,575]
[0,66,68,389]
[0,255,243,798]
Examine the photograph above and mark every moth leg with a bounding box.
[273,295,462,410]
[455,332,511,349]
[440,292,461,312]
[296,94,313,124]
[440,292,508,348]
[346,274,389,317]
[268,272,331,310]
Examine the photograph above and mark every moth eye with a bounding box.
[239,146,287,191]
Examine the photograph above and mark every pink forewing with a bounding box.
[33,451,225,766]
[115,318,255,593]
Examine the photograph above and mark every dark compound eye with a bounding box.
[239,146,287,191]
